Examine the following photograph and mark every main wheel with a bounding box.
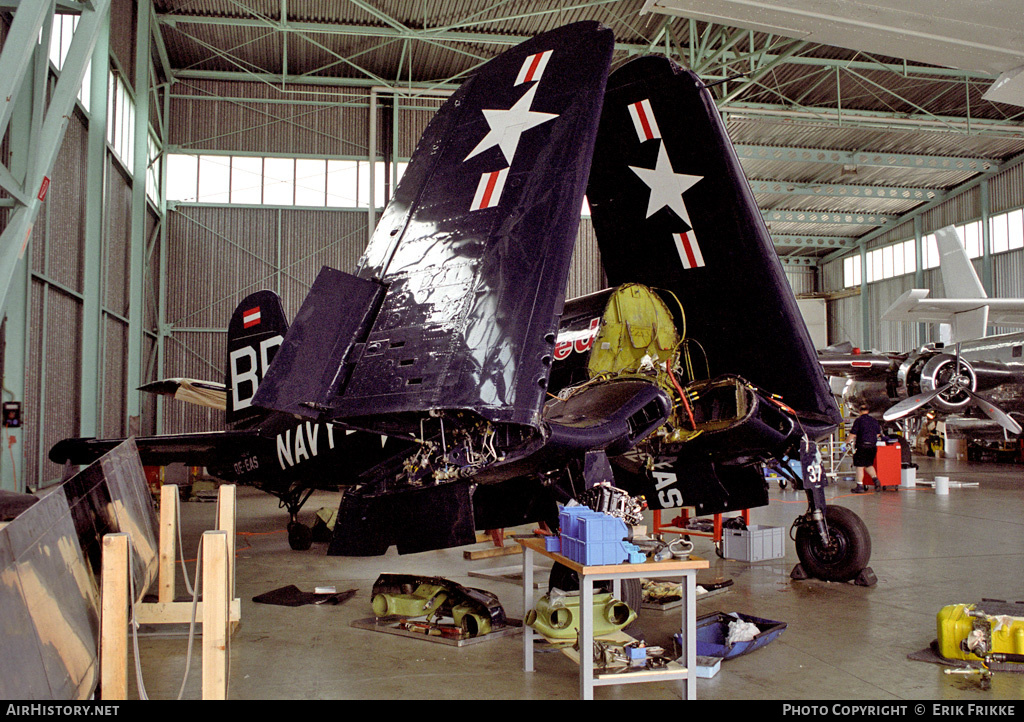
[287,521,313,551]
[548,563,642,621]
[794,505,871,582]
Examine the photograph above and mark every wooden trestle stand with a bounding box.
[100,484,241,700]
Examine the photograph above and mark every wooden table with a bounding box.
[518,537,709,700]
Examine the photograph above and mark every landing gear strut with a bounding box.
[789,438,875,585]
[276,486,316,550]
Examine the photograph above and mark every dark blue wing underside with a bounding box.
[587,56,841,433]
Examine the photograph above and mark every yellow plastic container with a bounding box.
[937,603,1024,661]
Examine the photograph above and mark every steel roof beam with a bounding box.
[762,209,897,226]
[0,0,112,319]
[735,144,1000,173]
[770,235,855,250]
[748,180,940,203]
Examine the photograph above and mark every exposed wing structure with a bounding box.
[254,21,615,436]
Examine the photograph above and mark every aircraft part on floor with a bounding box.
[370,573,510,638]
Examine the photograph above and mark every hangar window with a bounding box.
[107,71,135,170]
[990,208,1024,254]
[165,153,408,208]
[957,221,983,258]
[47,14,91,112]
[843,255,861,288]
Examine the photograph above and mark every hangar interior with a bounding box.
[1,0,1023,702]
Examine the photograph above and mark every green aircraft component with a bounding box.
[525,592,636,639]
[372,583,448,618]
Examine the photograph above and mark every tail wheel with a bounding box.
[794,505,871,582]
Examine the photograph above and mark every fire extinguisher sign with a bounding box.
[37,177,50,202]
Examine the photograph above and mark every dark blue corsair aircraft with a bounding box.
[52,21,867,583]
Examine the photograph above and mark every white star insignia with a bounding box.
[629,142,702,224]
[464,84,558,165]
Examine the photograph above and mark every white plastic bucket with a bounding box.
[935,475,949,495]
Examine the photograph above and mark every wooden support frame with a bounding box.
[134,484,241,626]
[202,530,229,700]
[100,533,129,700]
[98,485,238,699]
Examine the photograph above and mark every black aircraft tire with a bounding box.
[548,563,642,621]
[794,505,871,582]
[288,522,313,551]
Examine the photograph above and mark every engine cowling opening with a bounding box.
[915,353,977,412]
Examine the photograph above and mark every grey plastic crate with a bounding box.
[721,525,784,562]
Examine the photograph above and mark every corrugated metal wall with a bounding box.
[12,3,161,487]
[825,162,1024,351]
[24,108,88,488]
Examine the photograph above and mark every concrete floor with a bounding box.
[127,453,1024,700]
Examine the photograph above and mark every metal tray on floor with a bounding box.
[350,617,522,646]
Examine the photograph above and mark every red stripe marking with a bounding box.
[635,102,654,140]
[524,52,544,83]
[680,233,697,268]
[243,307,260,328]
[479,171,500,209]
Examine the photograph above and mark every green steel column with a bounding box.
[981,180,993,296]
[859,244,870,350]
[914,216,926,346]
[155,81,170,433]
[0,40,39,492]
[80,15,110,438]
[126,0,153,433]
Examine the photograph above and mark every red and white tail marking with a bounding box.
[470,167,510,211]
[672,232,705,270]
[242,307,262,328]
[628,99,661,142]
[515,50,553,85]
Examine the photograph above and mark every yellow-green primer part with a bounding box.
[372,583,448,618]
[587,284,680,379]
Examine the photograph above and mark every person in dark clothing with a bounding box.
[850,403,882,493]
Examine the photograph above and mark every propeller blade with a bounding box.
[883,385,950,422]
[965,390,1023,435]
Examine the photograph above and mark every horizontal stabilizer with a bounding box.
[252,267,386,418]
[50,430,260,468]
[139,378,227,410]
[882,291,1024,343]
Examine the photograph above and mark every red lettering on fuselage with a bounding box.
[555,317,600,360]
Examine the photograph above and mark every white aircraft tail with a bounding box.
[881,225,1024,343]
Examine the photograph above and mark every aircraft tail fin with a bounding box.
[881,226,993,343]
[935,226,987,300]
[225,290,289,428]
